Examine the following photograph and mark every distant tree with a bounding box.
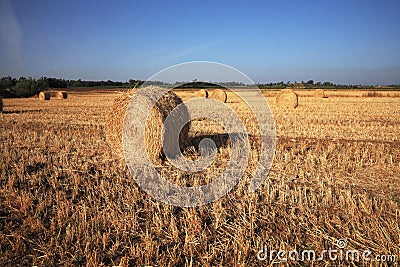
[12,78,49,97]
[46,77,67,88]
[0,76,17,97]
[129,79,142,88]
[0,76,15,89]
[73,79,82,87]
[306,80,314,85]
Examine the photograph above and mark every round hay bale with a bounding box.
[276,89,298,108]
[210,89,227,103]
[106,86,190,162]
[314,89,325,98]
[56,91,68,100]
[198,89,208,98]
[39,91,50,100]
[0,97,3,112]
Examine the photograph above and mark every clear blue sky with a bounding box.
[0,0,399,84]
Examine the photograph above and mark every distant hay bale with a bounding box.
[0,97,3,112]
[39,91,50,100]
[106,86,190,162]
[314,89,325,98]
[56,91,68,100]
[198,89,208,98]
[276,89,298,108]
[210,89,227,103]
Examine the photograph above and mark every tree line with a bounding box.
[1,76,398,98]
[0,76,144,98]
[257,80,378,89]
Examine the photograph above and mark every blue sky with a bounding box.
[0,0,399,84]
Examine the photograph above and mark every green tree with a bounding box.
[12,78,49,97]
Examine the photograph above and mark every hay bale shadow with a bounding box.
[189,134,231,150]
[2,109,43,114]
[187,132,255,151]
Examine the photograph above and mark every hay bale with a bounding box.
[210,89,227,103]
[39,91,50,100]
[106,86,190,162]
[314,89,325,98]
[0,97,3,112]
[276,89,298,108]
[198,89,208,98]
[56,91,68,100]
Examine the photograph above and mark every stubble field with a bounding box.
[0,89,399,266]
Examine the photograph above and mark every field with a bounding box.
[1,89,399,266]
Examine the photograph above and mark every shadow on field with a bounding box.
[189,134,231,150]
[188,133,257,151]
[2,109,43,114]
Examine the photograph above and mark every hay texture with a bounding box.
[56,91,68,100]
[314,89,325,98]
[198,89,208,98]
[106,86,190,162]
[210,89,227,103]
[39,92,50,100]
[276,89,298,108]
[0,97,3,112]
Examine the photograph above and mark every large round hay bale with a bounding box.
[210,89,227,103]
[106,86,190,162]
[56,91,68,100]
[198,89,208,98]
[39,91,50,100]
[0,97,3,112]
[314,89,325,98]
[276,89,298,108]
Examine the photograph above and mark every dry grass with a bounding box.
[276,89,299,108]
[210,89,227,103]
[360,91,400,97]
[314,89,325,98]
[0,89,399,266]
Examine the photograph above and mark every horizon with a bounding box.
[2,75,400,87]
[1,0,399,85]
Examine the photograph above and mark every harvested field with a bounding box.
[0,89,399,266]
[314,89,325,98]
